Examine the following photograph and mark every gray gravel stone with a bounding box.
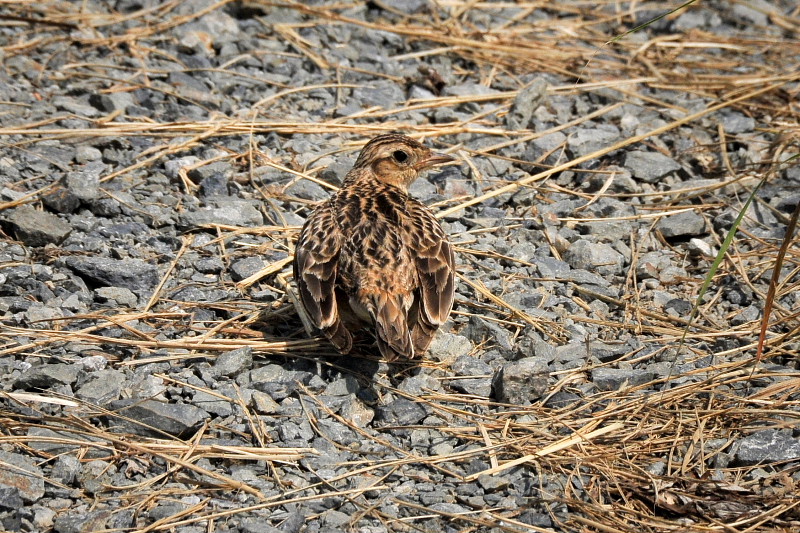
[211,346,253,377]
[240,517,283,533]
[624,150,682,182]
[657,210,707,238]
[665,298,692,316]
[53,511,112,533]
[107,399,210,438]
[463,316,513,352]
[735,429,800,465]
[591,368,655,391]
[731,304,760,326]
[636,251,673,280]
[51,455,81,485]
[252,390,281,414]
[194,257,224,274]
[43,188,81,214]
[526,131,567,166]
[15,363,81,389]
[76,459,117,495]
[4,206,72,246]
[230,256,266,282]
[451,355,493,397]
[378,0,431,13]
[376,398,427,426]
[286,179,329,201]
[478,473,511,492]
[568,125,620,157]
[164,156,201,179]
[32,507,57,530]
[0,451,45,502]
[687,237,716,257]
[27,427,88,456]
[66,167,101,202]
[544,391,582,409]
[76,369,125,404]
[244,364,312,401]
[89,92,134,113]
[190,161,232,197]
[192,390,234,417]
[506,78,547,130]
[179,200,264,227]
[492,357,549,404]
[563,240,625,276]
[427,332,473,363]
[589,340,635,363]
[0,486,23,510]
[340,397,375,428]
[720,110,755,133]
[323,375,359,396]
[352,80,405,109]
[95,286,139,307]
[65,256,159,294]
[53,95,100,117]
[534,256,570,278]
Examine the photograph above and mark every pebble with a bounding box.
[43,188,81,214]
[210,346,254,377]
[15,363,81,389]
[591,368,656,391]
[76,369,125,403]
[244,365,312,401]
[463,316,514,352]
[179,200,264,228]
[563,240,625,276]
[53,511,112,533]
[106,399,210,438]
[624,150,682,182]
[66,164,103,201]
[492,358,549,404]
[657,210,707,238]
[4,207,72,246]
[427,332,473,363]
[65,256,159,294]
[735,429,800,465]
[450,355,493,397]
[230,256,266,281]
[0,451,45,502]
[375,398,428,426]
[94,286,139,307]
[506,78,547,130]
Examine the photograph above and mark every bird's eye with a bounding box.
[392,150,409,164]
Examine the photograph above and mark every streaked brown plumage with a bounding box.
[293,134,456,361]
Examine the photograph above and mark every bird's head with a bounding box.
[353,134,454,191]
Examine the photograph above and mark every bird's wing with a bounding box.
[293,200,351,351]
[407,201,455,351]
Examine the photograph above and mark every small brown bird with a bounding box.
[293,134,456,361]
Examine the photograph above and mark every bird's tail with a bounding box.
[324,319,353,354]
[371,294,414,361]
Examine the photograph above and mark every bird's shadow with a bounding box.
[314,338,424,402]
[254,309,420,403]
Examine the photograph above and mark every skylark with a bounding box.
[293,134,456,361]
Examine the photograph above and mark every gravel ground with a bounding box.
[1,1,800,532]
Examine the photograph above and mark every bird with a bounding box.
[293,133,456,361]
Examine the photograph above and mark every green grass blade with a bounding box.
[606,0,699,45]
[679,175,767,347]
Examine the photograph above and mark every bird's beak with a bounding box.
[416,152,455,170]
